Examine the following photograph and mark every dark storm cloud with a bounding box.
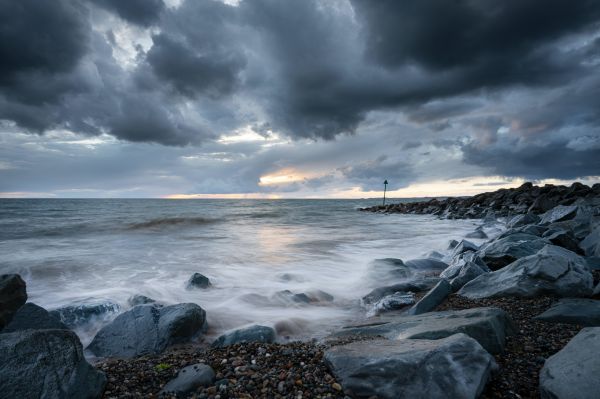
[339,155,413,190]
[89,0,165,27]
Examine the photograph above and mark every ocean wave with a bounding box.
[126,217,219,230]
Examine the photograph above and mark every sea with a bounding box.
[0,199,493,346]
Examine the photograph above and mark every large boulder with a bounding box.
[407,280,452,315]
[127,294,156,307]
[366,258,413,282]
[159,363,215,397]
[404,258,448,271]
[579,222,600,258]
[459,245,594,299]
[87,303,207,358]
[539,205,579,225]
[544,229,583,254]
[187,273,212,289]
[325,334,497,399]
[0,329,106,398]
[478,233,548,270]
[534,298,600,326]
[367,292,415,316]
[450,240,479,258]
[539,327,600,399]
[465,227,488,239]
[50,301,120,329]
[332,307,513,354]
[0,274,27,329]
[1,303,67,333]
[508,213,540,228]
[448,262,489,291]
[212,325,276,348]
[362,278,440,305]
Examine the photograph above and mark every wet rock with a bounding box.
[333,307,514,354]
[478,233,548,270]
[361,278,440,305]
[88,303,207,358]
[407,279,452,315]
[159,363,215,397]
[534,298,600,326]
[459,245,594,299]
[466,226,488,239]
[448,239,459,249]
[0,274,27,329]
[272,290,312,305]
[539,205,579,225]
[367,292,415,316]
[441,252,488,281]
[579,222,600,258]
[404,258,448,271]
[0,329,106,398]
[50,300,120,329]
[212,325,276,348]
[325,334,497,399]
[451,239,479,258]
[508,213,540,228]
[128,294,156,307]
[367,258,413,281]
[1,303,67,333]
[187,273,212,289]
[539,327,600,399]
[448,262,489,291]
[304,289,334,303]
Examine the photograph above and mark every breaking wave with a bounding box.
[126,217,220,230]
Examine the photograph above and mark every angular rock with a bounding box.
[534,298,600,326]
[87,303,207,358]
[580,222,600,258]
[367,292,415,316]
[212,325,276,348]
[539,327,600,399]
[508,213,540,228]
[159,364,215,397]
[333,307,513,354]
[0,329,106,398]
[407,279,452,315]
[0,274,27,329]
[362,278,440,305]
[441,252,488,281]
[1,303,68,333]
[539,205,579,225]
[187,273,212,289]
[325,334,497,399]
[449,262,489,291]
[451,239,479,258]
[128,294,156,307]
[459,245,594,299]
[404,258,448,271]
[447,239,459,250]
[367,258,412,281]
[478,233,548,270]
[544,230,582,254]
[50,301,120,329]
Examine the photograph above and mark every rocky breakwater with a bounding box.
[360,181,600,219]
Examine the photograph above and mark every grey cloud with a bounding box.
[89,0,165,27]
[339,155,413,191]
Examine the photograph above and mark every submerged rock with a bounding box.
[407,279,452,315]
[187,273,212,289]
[459,245,594,299]
[466,226,488,239]
[367,292,415,316]
[362,278,439,305]
[0,274,27,330]
[159,363,215,397]
[539,327,600,399]
[333,307,514,354]
[212,325,276,348]
[0,329,106,399]
[325,334,497,399]
[128,294,156,307]
[87,303,207,358]
[534,298,600,326]
[404,258,448,271]
[1,303,67,333]
[50,301,120,329]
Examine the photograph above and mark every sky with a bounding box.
[1,0,600,198]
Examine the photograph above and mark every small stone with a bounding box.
[332,382,342,391]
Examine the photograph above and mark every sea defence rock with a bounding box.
[332,307,513,354]
[187,273,212,289]
[367,292,415,316]
[159,364,215,397]
[366,258,413,281]
[404,258,448,271]
[478,233,548,270]
[407,280,452,315]
[544,229,582,254]
[534,298,600,326]
[1,303,68,333]
[539,205,579,225]
[465,226,488,239]
[325,334,497,399]
[508,213,540,228]
[448,262,489,291]
[87,303,207,358]
[580,222,600,258]
[50,301,121,328]
[459,245,594,299]
[0,274,27,329]
[451,239,479,258]
[539,327,600,399]
[128,294,156,307]
[0,329,106,399]
[362,278,440,305]
[212,325,276,348]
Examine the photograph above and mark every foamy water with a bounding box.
[0,199,494,346]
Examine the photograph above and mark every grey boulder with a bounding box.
[544,229,582,254]
[539,205,579,225]
[0,329,106,399]
[362,278,440,305]
[451,239,479,258]
[87,303,207,358]
[187,273,212,289]
[404,258,448,271]
[128,294,156,307]
[1,303,68,333]
[579,222,600,258]
[539,327,600,399]
[212,324,276,348]
[0,274,27,329]
[508,213,540,228]
[367,292,415,316]
[459,245,594,299]
[406,280,452,315]
[50,301,120,329]
[535,298,600,326]
[448,262,489,291]
[333,307,513,354]
[478,233,548,270]
[325,334,497,399]
[159,363,215,397]
[465,227,488,239]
